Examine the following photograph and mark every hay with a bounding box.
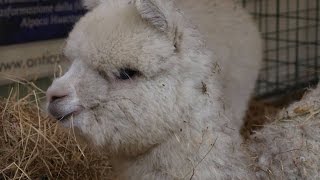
[2,81,315,179]
[242,100,280,139]
[0,89,111,179]
[246,85,320,179]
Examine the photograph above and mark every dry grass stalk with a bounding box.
[241,100,280,139]
[0,87,111,180]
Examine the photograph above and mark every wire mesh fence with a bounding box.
[242,0,320,98]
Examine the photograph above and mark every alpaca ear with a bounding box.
[135,0,169,32]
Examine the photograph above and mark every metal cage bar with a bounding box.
[242,0,320,98]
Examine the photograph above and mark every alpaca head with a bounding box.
[46,0,214,156]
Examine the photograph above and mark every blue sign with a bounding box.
[0,0,87,45]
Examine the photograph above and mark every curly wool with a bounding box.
[247,85,320,179]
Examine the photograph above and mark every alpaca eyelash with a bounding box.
[116,68,140,80]
[98,70,109,80]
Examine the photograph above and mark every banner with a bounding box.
[0,0,86,85]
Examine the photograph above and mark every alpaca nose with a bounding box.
[46,87,72,120]
[50,94,68,103]
[46,88,69,103]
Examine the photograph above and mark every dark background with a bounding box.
[0,0,86,45]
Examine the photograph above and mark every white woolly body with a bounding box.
[46,0,262,179]
[248,85,320,179]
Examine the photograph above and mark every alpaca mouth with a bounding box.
[57,112,75,122]
[48,103,84,122]
[56,107,83,122]
[55,107,83,122]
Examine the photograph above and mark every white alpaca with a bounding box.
[46,0,262,179]
[247,84,320,179]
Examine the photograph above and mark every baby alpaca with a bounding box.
[46,0,262,179]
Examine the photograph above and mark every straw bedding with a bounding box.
[0,91,111,179]
[242,100,279,139]
[1,84,318,179]
[246,85,320,179]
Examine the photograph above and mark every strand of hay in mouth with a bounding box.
[0,89,111,179]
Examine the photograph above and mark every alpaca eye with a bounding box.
[117,68,139,80]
